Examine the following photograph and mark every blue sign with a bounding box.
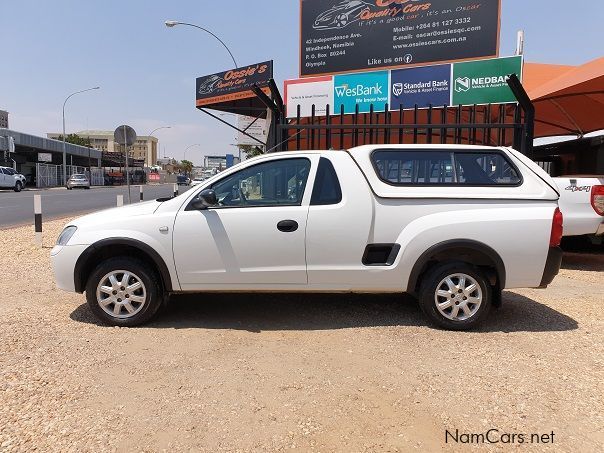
[226,154,234,168]
[334,71,389,114]
[390,64,452,110]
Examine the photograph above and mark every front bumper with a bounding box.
[539,247,563,288]
[596,222,604,236]
[51,244,89,292]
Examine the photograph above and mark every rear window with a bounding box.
[372,149,521,186]
[311,158,342,205]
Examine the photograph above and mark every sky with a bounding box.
[1,0,603,165]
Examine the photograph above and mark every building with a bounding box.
[0,110,8,129]
[47,130,158,167]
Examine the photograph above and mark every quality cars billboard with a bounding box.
[196,61,273,115]
[300,0,501,77]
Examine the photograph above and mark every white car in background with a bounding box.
[554,176,604,241]
[190,177,206,187]
[0,166,26,192]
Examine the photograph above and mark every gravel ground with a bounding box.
[0,218,602,452]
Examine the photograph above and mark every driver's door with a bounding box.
[172,156,316,289]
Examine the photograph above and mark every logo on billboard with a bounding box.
[313,0,426,31]
[198,75,223,95]
[334,83,383,97]
[334,71,389,114]
[392,83,403,97]
[455,77,471,93]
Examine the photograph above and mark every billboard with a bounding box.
[300,0,501,77]
[452,56,522,105]
[284,76,334,118]
[334,71,389,114]
[390,64,451,109]
[196,61,273,115]
[285,56,522,117]
[237,115,268,146]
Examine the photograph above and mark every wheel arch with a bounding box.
[74,238,173,294]
[407,239,506,295]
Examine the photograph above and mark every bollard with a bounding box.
[34,195,42,247]
[139,185,144,202]
[173,183,178,198]
[117,194,124,207]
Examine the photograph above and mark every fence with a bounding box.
[36,164,105,187]
[277,102,528,154]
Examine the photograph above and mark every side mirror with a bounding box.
[191,189,218,210]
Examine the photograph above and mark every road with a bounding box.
[0,185,191,227]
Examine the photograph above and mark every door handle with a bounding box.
[277,220,298,233]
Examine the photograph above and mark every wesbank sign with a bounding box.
[334,71,389,114]
[334,83,384,98]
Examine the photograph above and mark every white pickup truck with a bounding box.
[554,176,604,242]
[51,145,563,331]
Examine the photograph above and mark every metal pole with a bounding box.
[165,21,238,68]
[61,87,99,187]
[124,125,131,204]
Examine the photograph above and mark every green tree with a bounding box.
[56,134,93,148]
[179,160,194,176]
[238,145,264,159]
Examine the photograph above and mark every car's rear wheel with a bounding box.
[85,257,164,326]
[418,262,491,331]
[14,181,22,192]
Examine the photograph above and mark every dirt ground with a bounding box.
[0,218,602,452]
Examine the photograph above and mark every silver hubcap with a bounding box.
[434,273,482,321]
[96,270,147,319]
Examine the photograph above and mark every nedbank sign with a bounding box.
[452,56,522,105]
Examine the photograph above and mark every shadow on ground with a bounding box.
[562,252,604,272]
[71,291,578,333]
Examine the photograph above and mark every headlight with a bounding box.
[57,226,77,246]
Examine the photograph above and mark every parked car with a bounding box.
[190,177,206,187]
[51,145,563,330]
[176,175,190,186]
[66,174,91,190]
[553,176,604,242]
[0,166,26,192]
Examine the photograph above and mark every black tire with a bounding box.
[85,257,164,327]
[14,181,22,192]
[418,261,492,331]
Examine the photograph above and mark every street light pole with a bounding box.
[62,86,100,185]
[164,20,238,68]
[183,144,202,172]
[147,126,171,166]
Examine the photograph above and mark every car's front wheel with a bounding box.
[85,257,164,326]
[14,181,22,192]
[418,262,492,331]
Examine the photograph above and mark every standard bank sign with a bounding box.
[334,71,389,114]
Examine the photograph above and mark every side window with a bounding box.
[211,158,311,207]
[372,150,521,186]
[372,150,454,184]
[455,153,521,185]
[311,158,342,206]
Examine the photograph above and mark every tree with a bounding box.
[56,134,93,148]
[179,160,194,176]
[238,145,264,159]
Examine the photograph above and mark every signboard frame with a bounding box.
[299,0,502,78]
